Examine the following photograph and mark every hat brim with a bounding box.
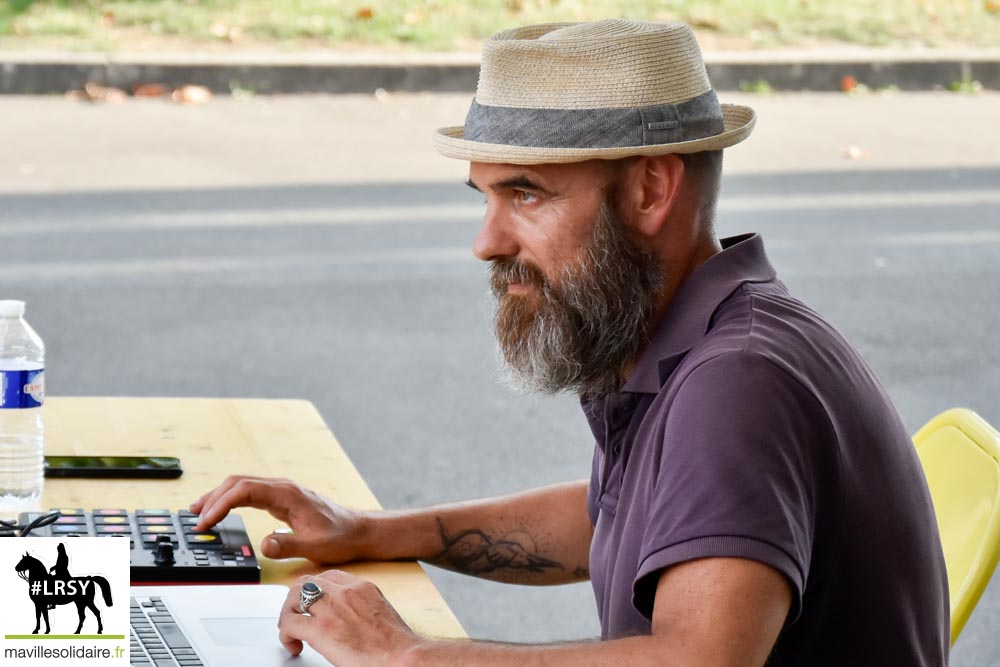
[434,104,755,164]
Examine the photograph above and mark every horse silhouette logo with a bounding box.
[14,542,114,635]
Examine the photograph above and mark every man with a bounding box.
[193,19,949,666]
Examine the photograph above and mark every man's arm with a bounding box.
[278,557,791,666]
[191,476,593,585]
[368,481,592,584]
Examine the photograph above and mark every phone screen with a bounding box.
[43,456,183,479]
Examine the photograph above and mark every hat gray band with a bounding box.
[463,89,724,150]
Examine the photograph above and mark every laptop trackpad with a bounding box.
[202,617,280,647]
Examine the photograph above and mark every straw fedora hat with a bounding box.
[434,19,755,165]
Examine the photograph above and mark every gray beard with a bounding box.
[489,200,664,398]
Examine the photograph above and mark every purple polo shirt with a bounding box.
[585,233,949,665]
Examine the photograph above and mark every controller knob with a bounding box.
[154,535,175,566]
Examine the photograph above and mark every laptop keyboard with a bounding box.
[130,596,204,667]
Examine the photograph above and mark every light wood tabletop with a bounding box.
[40,396,466,640]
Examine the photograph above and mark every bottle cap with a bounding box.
[0,300,26,317]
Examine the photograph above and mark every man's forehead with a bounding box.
[467,160,609,189]
[468,161,548,184]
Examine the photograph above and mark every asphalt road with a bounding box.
[1,91,999,663]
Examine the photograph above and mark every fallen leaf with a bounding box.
[103,89,128,104]
[986,0,1000,14]
[356,7,374,19]
[841,145,872,160]
[133,83,168,98]
[83,81,127,104]
[101,10,116,26]
[841,75,858,93]
[690,16,721,30]
[171,85,213,105]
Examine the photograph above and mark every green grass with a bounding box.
[950,77,985,93]
[1,0,999,52]
[739,79,775,94]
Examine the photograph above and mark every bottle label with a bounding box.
[0,368,44,408]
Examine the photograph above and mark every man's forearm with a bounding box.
[396,636,669,667]
[362,481,593,584]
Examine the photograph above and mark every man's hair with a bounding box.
[604,149,723,231]
[679,149,723,228]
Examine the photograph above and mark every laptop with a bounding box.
[130,585,330,666]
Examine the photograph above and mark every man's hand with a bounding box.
[190,475,373,563]
[279,571,419,667]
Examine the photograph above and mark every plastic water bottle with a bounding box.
[0,300,45,511]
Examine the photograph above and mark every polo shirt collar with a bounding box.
[622,233,777,394]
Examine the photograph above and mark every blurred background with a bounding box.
[2,0,999,51]
[1,1,999,664]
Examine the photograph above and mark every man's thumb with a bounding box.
[262,531,301,559]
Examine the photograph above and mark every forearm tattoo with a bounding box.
[427,518,564,579]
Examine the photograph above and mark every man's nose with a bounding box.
[473,205,519,262]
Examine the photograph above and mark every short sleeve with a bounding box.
[586,445,602,526]
[632,351,829,623]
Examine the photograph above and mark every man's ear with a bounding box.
[619,154,685,238]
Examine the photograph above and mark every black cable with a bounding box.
[0,511,61,537]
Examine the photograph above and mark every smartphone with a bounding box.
[43,455,183,479]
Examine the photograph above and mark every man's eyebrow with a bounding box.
[495,176,552,193]
[468,175,554,195]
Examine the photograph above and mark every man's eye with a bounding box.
[517,191,537,204]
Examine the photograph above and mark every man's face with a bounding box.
[467,161,664,397]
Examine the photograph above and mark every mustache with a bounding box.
[489,257,548,296]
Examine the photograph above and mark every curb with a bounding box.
[706,50,1000,92]
[1,50,999,95]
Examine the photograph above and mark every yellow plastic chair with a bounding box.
[913,408,1000,644]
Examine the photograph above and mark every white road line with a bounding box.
[4,226,1000,282]
[0,248,475,280]
[0,189,998,236]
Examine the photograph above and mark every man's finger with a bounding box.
[261,530,311,560]
[282,582,302,614]
[188,491,211,515]
[190,475,259,521]
[196,479,292,530]
[281,577,329,611]
[189,485,228,516]
[278,612,309,656]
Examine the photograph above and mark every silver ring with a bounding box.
[300,581,324,615]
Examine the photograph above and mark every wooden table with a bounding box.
[41,397,466,640]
